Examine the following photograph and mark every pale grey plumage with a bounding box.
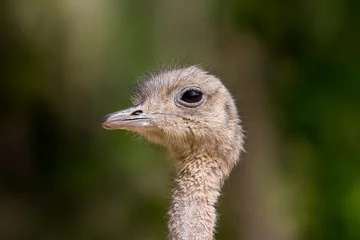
[102,66,244,240]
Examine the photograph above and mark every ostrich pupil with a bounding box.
[181,90,203,103]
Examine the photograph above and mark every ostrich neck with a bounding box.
[168,150,230,240]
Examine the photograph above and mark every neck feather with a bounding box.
[167,150,232,240]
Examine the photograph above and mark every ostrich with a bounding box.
[102,66,244,240]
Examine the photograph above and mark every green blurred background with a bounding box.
[1,0,359,239]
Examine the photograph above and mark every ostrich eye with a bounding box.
[181,90,203,103]
[176,87,205,108]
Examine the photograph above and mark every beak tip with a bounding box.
[101,114,111,123]
[101,121,112,130]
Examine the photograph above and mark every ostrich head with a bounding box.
[102,66,243,160]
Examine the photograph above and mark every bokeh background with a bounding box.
[1,0,360,239]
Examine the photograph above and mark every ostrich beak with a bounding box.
[101,105,156,130]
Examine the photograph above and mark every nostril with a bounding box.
[130,110,143,116]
